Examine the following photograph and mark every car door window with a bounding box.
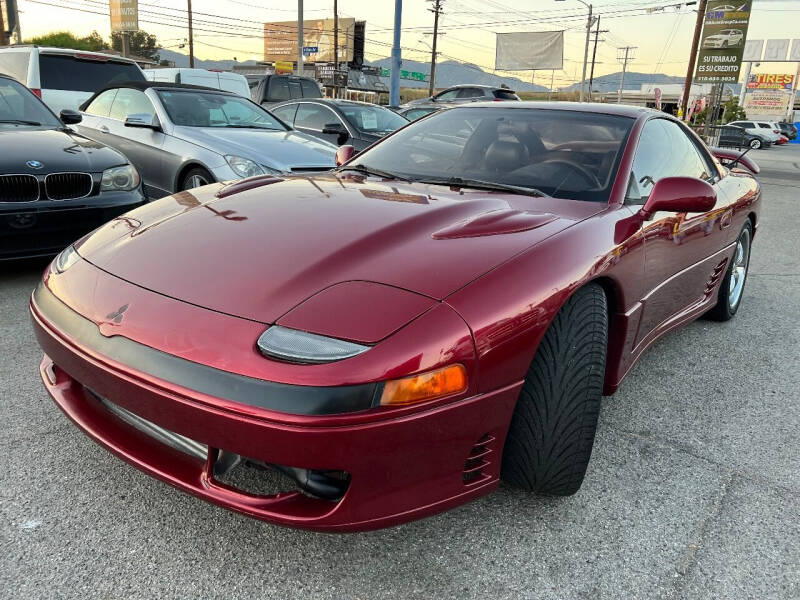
[457,88,482,99]
[300,79,320,98]
[288,79,302,99]
[628,119,711,204]
[294,103,340,131]
[83,89,118,117]
[109,88,156,121]
[434,89,460,101]
[272,104,298,126]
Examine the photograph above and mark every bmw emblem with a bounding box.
[26,160,43,169]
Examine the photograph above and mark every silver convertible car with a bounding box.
[76,81,338,198]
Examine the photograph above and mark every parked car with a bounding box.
[271,99,408,151]
[396,105,442,121]
[777,134,789,145]
[248,74,323,107]
[32,102,761,531]
[404,84,520,108]
[0,74,144,260]
[144,68,250,97]
[0,46,145,115]
[76,81,337,198]
[703,29,744,48]
[718,124,771,149]
[777,121,797,140]
[727,120,782,143]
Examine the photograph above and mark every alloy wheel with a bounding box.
[728,227,751,310]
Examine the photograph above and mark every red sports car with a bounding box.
[31,103,760,531]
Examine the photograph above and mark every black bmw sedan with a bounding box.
[0,74,145,260]
[270,98,409,152]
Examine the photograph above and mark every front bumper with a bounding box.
[0,189,146,260]
[31,281,521,532]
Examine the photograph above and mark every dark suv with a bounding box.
[248,75,323,107]
[777,121,797,141]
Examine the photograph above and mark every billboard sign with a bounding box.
[109,0,138,32]
[495,31,564,71]
[746,73,795,90]
[694,3,751,83]
[743,89,793,118]
[264,19,355,63]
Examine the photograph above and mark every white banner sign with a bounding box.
[742,39,763,62]
[743,89,792,118]
[495,31,564,71]
[764,39,790,62]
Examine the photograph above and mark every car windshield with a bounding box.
[157,90,287,130]
[338,104,408,135]
[0,77,61,129]
[350,107,634,202]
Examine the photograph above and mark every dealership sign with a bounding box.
[746,73,795,90]
[109,0,138,32]
[743,89,793,118]
[694,4,752,83]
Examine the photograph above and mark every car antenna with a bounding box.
[728,146,751,170]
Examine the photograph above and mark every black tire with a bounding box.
[749,138,762,149]
[501,283,608,496]
[707,221,752,322]
[180,167,214,191]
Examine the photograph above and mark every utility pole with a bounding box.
[0,2,7,47]
[333,0,338,98]
[588,16,607,101]
[121,32,130,57]
[296,0,303,76]
[616,46,635,104]
[187,0,195,67]
[427,0,443,97]
[681,0,707,119]
[549,70,555,100]
[389,0,402,107]
[581,4,593,102]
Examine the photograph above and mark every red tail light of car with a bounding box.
[31,88,42,98]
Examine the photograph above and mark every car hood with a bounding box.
[172,126,337,170]
[0,128,127,173]
[76,175,604,324]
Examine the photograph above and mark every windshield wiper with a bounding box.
[0,119,42,126]
[412,176,546,197]
[337,164,409,181]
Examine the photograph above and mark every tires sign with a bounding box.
[694,2,752,84]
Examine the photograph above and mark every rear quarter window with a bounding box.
[301,79,321,98]
[0,52,30,82]
[39,55,144,93]
[493,90,520,100]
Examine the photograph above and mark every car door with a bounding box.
[77,88,118,144]
[293,102,350,145]
[456,87,484,103]
[628,118,731,345]
[105,88,168,197]
[432,89,460,103]
[271,103,299,128]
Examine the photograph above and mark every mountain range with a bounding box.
[157,49,692,93]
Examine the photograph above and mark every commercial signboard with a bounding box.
[264,19,355,63]
[495,31,564,71]
[746,73,795,90]
[379,67,427,82]
[694,4,752,84]
[109,0,138,32]
[743,89,793,118]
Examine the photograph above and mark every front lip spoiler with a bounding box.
[33,282,382,416]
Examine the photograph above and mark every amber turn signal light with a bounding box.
[379,364,468,406]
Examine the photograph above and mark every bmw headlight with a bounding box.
[225,155,273,178]
[53,244,80,273]
[257,326,369,364]
[101,164,140,192]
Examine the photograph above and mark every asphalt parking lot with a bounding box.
[1,144,798,599]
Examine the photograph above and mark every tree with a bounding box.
[26,31,108,52]
[111,30,160,62]
[721,97,747,123]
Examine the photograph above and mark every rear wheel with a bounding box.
[180,167,214,191]
[501,283,608,496]
[707,221,752,321]
[749,138,762,149]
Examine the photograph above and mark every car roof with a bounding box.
[80,80,230,111]
[1,46,139,64]
[274,98,384,108]
[448,101,655,119]
[442,84,511,91]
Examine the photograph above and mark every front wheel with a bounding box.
[501,283,608,496]
[707,221,752,321]
[180,167,214,191]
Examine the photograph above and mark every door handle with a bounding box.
[98,125,110,133]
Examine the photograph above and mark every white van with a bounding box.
[143,68,250,98]
[0,46,145,115]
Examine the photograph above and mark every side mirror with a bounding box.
[638,176,716,220]
[124,113,161,131]
[322,122,348,145]
[59,109,82,125]
[335,145,356,167]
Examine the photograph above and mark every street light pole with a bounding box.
[389,0,402,107]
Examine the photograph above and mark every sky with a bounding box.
[14,0,800,87]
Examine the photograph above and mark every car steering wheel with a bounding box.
[538,158,602,189]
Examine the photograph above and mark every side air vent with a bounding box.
[704,258,729,297]
[463,434,495,485]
